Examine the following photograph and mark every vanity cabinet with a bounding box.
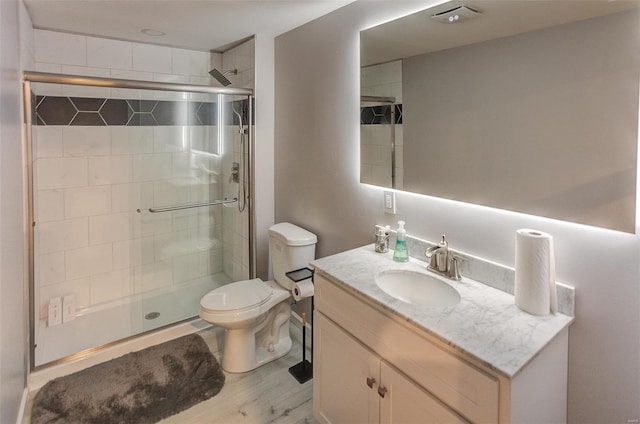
[315,312,465,424]
[313,272,569,424]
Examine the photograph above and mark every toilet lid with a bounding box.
[200,278,273,312]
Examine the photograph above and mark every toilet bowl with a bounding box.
[199,223,317,373]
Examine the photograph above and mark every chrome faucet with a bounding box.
[425,235,461,280]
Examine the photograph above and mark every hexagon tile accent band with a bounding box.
[33,95,252,127]
[360,104,403,125]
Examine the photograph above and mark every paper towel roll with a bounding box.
[514,229,557,315]
[292,280,314,301]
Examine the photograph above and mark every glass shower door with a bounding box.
[29,78,251,367]
[134,91,242,332]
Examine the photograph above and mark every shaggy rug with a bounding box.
[31,334,225,424]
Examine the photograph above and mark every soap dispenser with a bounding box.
[392,221,409,262]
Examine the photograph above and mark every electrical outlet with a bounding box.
[384,190,396,214]
[63,294,76,323]
[48,297,62,327]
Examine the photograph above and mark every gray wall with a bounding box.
[0,0,28,421]
[275,1,640,423]
[403,10,638,233]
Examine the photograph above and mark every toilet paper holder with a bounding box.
[286,267,314,384]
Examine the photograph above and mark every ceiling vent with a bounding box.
[431,5,481,24]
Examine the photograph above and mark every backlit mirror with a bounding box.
[360,1,640,233]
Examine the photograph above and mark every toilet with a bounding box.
[199,222,317,373]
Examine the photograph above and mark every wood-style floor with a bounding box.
[161,324,317,424]
[25,322,317,424]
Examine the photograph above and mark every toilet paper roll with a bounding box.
[514,229,557,316]
[292,280,314,301]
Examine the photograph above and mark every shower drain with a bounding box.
[145,312,160,320]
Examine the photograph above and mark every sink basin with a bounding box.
[375,270,461,307]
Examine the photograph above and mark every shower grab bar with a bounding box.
[148,198,238,213]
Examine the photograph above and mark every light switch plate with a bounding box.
[384,190,396,214]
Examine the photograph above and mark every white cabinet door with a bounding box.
[379,361,467,424]
[314,312,380,424]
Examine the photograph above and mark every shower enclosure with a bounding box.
[23,72,254,368]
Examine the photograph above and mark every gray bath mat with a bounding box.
[31,333,225,424]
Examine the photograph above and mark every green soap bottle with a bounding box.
[392,220,409,262]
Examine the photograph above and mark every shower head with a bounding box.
[209,68,238,86]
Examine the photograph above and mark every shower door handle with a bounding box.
[148,198,237,213]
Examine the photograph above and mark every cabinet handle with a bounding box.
[366,377,376,389]
[377,386,388,398]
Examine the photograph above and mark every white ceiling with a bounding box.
[23,0,355,52]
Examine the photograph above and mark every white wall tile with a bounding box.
[36,189,64,222]
[64,186,111,218]
[153,126,188,153]
[89,212,131,245]
[60,66,111,98]
[153,73,189,84]
[132,153,172,182]
[38,218,88,254]
[132,43,172,74]
[87,37,132,70]
[110,69,154,81]
[63,127,111,157]
[109,69,154,99]
[60,65,110,78]
[65,243,112,280]
[37,157,88,190]
[35,127,63,158]
[209,249,223,274]
[132,212,173,238]
[33,79,64,97]
[111,182,154,213]
[152,180,189,209]
[89,156,132,185]
[90,268,134,304]
[135,261,172,292]
[173,251,209,284]
[189,76,211,86]
[39,252,66,286]
[35,62,61,73]
[112,237,154,270]
[172,48,208,77]
[34,30,86,66]
[111,127,153,155]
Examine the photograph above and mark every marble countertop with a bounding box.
[311,245,574,378]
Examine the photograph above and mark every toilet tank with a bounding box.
[269,223,317,290]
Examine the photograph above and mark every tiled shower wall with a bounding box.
[31,30,254,320]
[34,29,216,88]
[360,60,403,189]
[34,120,225,319]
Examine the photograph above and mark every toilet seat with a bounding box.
[201,278,273,313]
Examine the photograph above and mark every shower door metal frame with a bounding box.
[22,71,256,370]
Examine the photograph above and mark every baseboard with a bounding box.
[16,387,28,424]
